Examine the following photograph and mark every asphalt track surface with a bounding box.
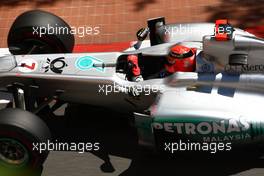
[1,103,264,176]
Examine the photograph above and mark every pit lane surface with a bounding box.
[1,103,264,176]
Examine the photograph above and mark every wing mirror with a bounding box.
[134,28,150,49]
[136,27,149,41]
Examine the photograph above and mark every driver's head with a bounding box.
[167,45,193,64]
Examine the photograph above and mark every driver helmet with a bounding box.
[167,45,194,64]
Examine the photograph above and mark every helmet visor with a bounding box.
[169,49,194,59]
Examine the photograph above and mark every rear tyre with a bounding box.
[0,108,51,170]
[8,10,75,55]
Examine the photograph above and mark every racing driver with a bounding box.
[161,44,196,77]
[127,44,196,81]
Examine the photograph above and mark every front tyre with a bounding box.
[0,108,51,170]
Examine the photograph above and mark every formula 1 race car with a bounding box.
[0,10,264,173]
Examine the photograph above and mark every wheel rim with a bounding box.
[0,138,29,166]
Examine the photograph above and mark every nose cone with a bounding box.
[0,55,16,73]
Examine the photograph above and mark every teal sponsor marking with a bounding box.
[75,56,104,72]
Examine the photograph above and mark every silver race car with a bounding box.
[0,10,264,171]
